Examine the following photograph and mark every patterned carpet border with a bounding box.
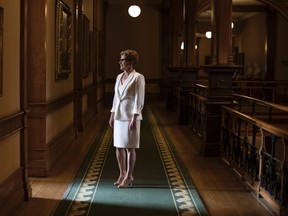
[54,124,113,216]
[54,107,209,216]
[147,107,209,216]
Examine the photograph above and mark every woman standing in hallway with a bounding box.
[109,50,145,188]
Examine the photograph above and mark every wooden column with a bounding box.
[197,0,237,156]
[171,0,183,66]
[176,67,199,124]
[161,0,171,99]
[27,0,77,176]
[201,65,242,156]
[183,0,198,66]
[266,9,277,81]
[211,0,234,65]
[27,0,48,176]
[93,0,98,115]
[75,0,84,132]
[20,0,32,199]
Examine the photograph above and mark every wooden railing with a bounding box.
[196,80,288,104]
[187,89,288,215]
[187,91,207,136]
[232,80,288,103]
[233,94,288,122]
[221,96,288,215]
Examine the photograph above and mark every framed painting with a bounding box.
[0,7,3,96]
[55,0,72,80]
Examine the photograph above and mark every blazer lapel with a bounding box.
[115,74,122,100]
[118,71,135,99]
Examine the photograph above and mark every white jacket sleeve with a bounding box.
[133,74,145,115]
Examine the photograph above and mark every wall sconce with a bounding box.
[205,22,233,39]
[180,42,184,50]
[128,5,141,17]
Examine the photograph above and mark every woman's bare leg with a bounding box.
[118,148,136,187]
[114,148,126,185]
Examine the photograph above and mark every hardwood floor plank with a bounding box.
[14,107,110,216]
[152,104,274,216]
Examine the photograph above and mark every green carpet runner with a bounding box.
[53,107,209,216]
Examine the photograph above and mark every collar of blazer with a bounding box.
[116,70,136,99]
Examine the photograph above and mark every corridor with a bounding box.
[15,100,274,216]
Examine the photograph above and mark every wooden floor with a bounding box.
[14,101,275,216]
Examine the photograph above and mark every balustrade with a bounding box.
[221,101,288,215]
[232,80,288,104]
[167,67,199,123]
[187,86,288,214]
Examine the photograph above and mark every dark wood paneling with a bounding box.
[27,87,97,177]
[0,112,24,140]
[0,169,26,216]
[28,91,76,117]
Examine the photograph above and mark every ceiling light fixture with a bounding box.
[128,5,141,17]
[205,31,212,39]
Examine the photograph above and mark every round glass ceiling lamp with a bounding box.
[205,31,212,39]
[128,5,141,17]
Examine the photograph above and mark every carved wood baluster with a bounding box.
[243,122,249,175]
[258,129,265,197]
[280,138,287,215]
[251,125,258,180]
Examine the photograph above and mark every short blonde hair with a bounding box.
[120,50,139,65]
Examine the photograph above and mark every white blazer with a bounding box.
[110,70,145,121]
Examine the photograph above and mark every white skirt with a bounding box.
[113,120,141,148]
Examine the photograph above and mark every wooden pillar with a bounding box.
[75,0,84,132]
[201,65,242,156]
[20,0,32,200]
[198,0,238,156]
[171,0,183,66]
[176,67,199,124]
[93,0,98,115]
[27,0,48,176]
[183,0,198,66]
[266,9,277,81]
[211,0,234,65]
[27,0,77,176]
[161,0,171,98]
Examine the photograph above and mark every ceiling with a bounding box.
[106,0,263,6]
[199,0,266,22]
[106,0,163,6]
[106,0,266,21]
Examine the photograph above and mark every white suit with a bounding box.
[110,70,145,148]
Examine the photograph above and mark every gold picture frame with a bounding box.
[55,0,72,80]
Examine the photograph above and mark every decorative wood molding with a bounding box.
[28,91,76,117]
[0,169,26,216]
[0,111,24,141]
[27,86,96,177]
[28,123,75,177]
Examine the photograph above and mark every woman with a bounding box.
[109,50,145,188]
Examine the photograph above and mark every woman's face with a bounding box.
[119,55,132,71]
